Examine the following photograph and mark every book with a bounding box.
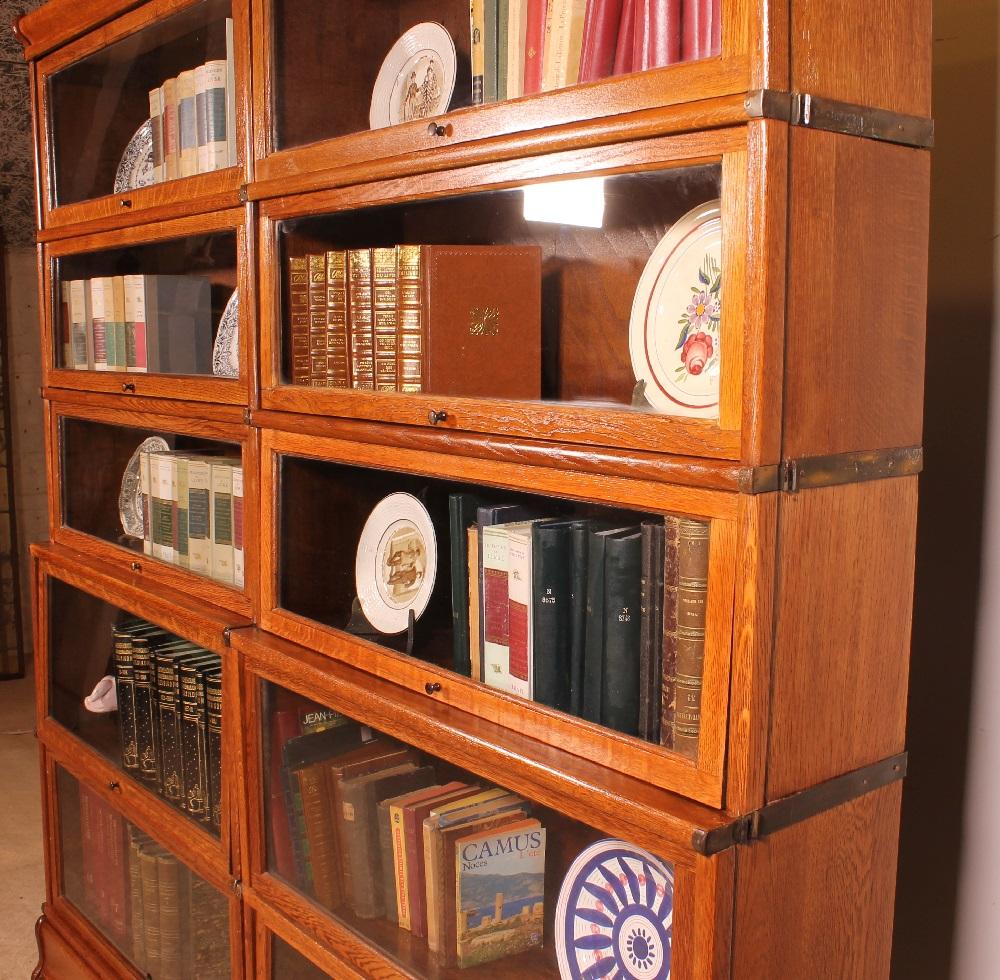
[150,452,175,563]
[162,77,179,181]
[612,0,636,73]
[579,0,624,82]
[506,0,529,97]
[127,829,146,968]
[132,629,172,786]
[638,520,665,741]
[204,667,224,831]
[296,754,344,910]
[660,514,679,747]
[633,0,680,69]
[157,849,185,979]
[325,250,350,387]
[196,60,228,172]
[449,493,483,676]
[542,0,587,90]
[140,450,153,555]
[89,276,111,371]
[481,523,511,692]
[681,0,705,62]
[144,275,214,375]
[468,526,482,682]
[155,645,201,805]
[148,87,163,184]
[123,274,148,372]
[68,279,92,369]
[455,818,545,967]
[395,245,542,398]
[138,839,162,973]
[267,707,302,883]
[523,0,547,94]
[174,455,190,569]
[506,522,537,699]
[111,618,144,772]
[110,274,127,372]
[372,247,398,392]
[180,656,219,821]
[102,804,128,944]
[601,529,642,735]
[232,465,245,589]
[288,255,310,384]
[177,68,198,178]
[308,252,327,385]
[210,460,238,584]
[672,517,710,757]
[58,281,71,367]
[225,18,237,167]
[568,519,590,715]
[471,0,486,104]
[531,519,575,711]
[347,248,374,389]
[497,0,510,100]
[187,457,213,575]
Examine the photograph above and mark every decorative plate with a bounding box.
[119,436,170,538]
[628,199,722,418]
[355,493,437,634]
[370,22,456,130]
[555,839,674,980]
[113,120,156,194]
[212,289,239,378]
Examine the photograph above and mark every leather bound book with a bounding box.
[155,645,202,807]
[179,655,219,822]
[377,796,399,923]
[187,871,230,978]
[138,842,162,975]
[111,618,145,773]
[449,493,484,676]
[601,529,642,735]
[507,523,536,700]
[672,517,710,758]
[522,0,547,94]
[638,521,665,741]
[156,851,185,980]
[348,248,375,389]
[307,252,328,386]
[468,526,482,682]
[127,828,146,969]
[132,630,172,787]
[568,520,590,715]
[325,251,350,388]
[471,0,486,104]
[707,0,721,56]
[612,0,636,73]
[660,514,680,747]
[338,764,433,919]
[681,0,706,61]
[288,255,311,384]
[633,0,681,69]
[103,805,128,944]
[579,0,624,82]
[268,708,301,882]
[532,520,574,711]
[296,759,343,910]
[395,245,542,399]
[372,247,398,392]
[204,668,224,832]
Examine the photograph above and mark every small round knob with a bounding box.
[130,561,141,573]
[122,382,136,393]
[119,198,132,209]
[425,682,442,695]
[428,409,448,425]
[108,780,120,792]
[426,122,452,138]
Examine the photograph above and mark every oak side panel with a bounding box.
[34,909,108,980]
[731,782,902,980]
[791,0,932,117]
[766,479,917,800]
[782,130,929,459]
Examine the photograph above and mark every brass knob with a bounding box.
[428,409,448,425]
[108,780,120,791]
[119,198,132,209]
[425,682,442,695]
[426,122,452,138]
[130,561,141,573]
[122,382,135,393]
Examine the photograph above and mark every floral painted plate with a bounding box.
[119,436,170,538]
[628,200,722,418]
[355,493,437,635]
[113,120,156,194]
[555,839,674,980]
[212,289,239,378]
[369,22,456,130]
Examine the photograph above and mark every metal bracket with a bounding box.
[242,407,253,425]
[692,752,907,856]
[746,446,923,495]
[745,89,934,149]
[222,624,254,647]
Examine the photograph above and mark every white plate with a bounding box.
[212,289,239,378]
[119,436,170,538]
[355,493,437,634]
[113,120,156,194]
[628,200,722,417]
[370,22,456,130]
[555,839,674,980]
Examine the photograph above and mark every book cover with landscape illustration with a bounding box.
[455,819,545,967]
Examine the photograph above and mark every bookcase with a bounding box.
[17,0,930,977]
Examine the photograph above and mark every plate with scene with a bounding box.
[370,22,456,129]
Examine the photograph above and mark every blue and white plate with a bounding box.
[555,839,674,980]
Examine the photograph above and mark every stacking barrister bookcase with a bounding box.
[17,0,930,976]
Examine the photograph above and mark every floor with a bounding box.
[0,669,43,980]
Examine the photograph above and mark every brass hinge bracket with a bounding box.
[746,445,923,494]
[745,90,934,149]
[692,752,907,856]
[222,624,254,647]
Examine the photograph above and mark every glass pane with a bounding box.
[48,0,236,208]
[60,418,245,589]
[279,455,710,760]
[260,679,677,977]
[272,0,723,151]
[54,233,238,377]
[271,937,329,979]
[48,579,224,835]
[278,165,723,421]
[56,765,232,978]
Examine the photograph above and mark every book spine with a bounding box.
[681,0,703,61]
[110,275,126,371]
[122,274,145,371]
[485,0,499,102]
[564,0,588,85]
[467,526,482,683]
[186,459,212,575]
[582,529,608,723]
[308,252,328,385]
[132,640,161,786]
[201,60,228,171]
[68,279,87,369]
[138,843,162,974]
[449,494,477,677]
[205,671,224,832]
[296,764,342,909]
[633,0,681,69]
[195,63,209,174]
[112,625,140,772]
[424,818,442,952]
[151,453,174,564]
[104,807,128,944]
[140,451,153,555]
[396,244,424,394]
[378,801,399,924]
[601,530,642,735]
[210,462,235,585]
[372,247,398,392]
[340,783,378,918]
[177,458,191,569]
[406,809,430,939]
[481,526,511,691]
[59,280,71,367]
[288,255,311,384]
[348,249,374,389]
[127,831,146,970]
[637,521,664,742]
[268,711,300,881]
[177,69,198,178]
[232,466,245,589]
[523,0,547,94]
[168,455,180,563]
[471,0,486,104]
[672,518,710,758]
[180,668,210,820]
[660,514,679,747]
[79,785,98,918]
[162,78,178,181]
[497,0,510,100]
[89,277,109,371]
[612,0,637,73]
[156,853,183,980]
[225,18,237,167]
[390,804,411,929]
[507,0,527,97]
[325,251,350,387]
[532,522,571,711]
[507,530,532,699]
[568,521,589,715]
[155,656,184,805]
[578,0,624,82]
[148,87,163,184]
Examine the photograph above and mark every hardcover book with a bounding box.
[672,517,710,757]
[325,251,350,387]
[579,0,624,81]
[204,668,224,831]
[288,255,311,384]
[638,520,665,741]
[177,68,198,177]
[601,528,642,735]
[348,248,375,389]
[373,247,399,392]
[531,519,577,712]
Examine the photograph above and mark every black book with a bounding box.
[449,493,484,677]
[568,521,591,716]
[111,619,157,774]
[204,668,224,832]
[281,720,374,775]
[582,526,638,724]
[638,521,665,742]
[154,643,203,806]
[131,629,175,786]
[602,530,643,736]
[531,520,577,711]
[178,655,220,821]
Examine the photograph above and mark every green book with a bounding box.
[497,0,509,100]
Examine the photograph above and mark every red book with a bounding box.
[708,0,721,56]
[612,0,637,74]
[523,0,548,94]
[268,708,301,881]
[578,0,624,82]
[79,786,99,919]
[633,0,681,70]
[508,595,529,683]
[103,806,129,944]
[682,0,706,61]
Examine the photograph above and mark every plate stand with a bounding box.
[344,597,417,656]
[631,379,655,410]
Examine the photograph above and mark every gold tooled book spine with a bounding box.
[288,256,310,385]
[348,249,374,389]
[325,251,350,388]
[156,852,184,980]
[373,247,399,392]
[396,245,424,394]
[659,514,680,748]
[672,517,710,759]
[307,253,327,386]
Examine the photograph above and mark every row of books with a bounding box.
[449,495,709,756]
[269,697,545,968]
[471,0,721,104]
[138,451,245,589]
[288,245,540,397]
[146,20,237,185]
[59,275,214,374]
[111,617,224,832]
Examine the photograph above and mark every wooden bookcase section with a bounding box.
[18,0,931,976]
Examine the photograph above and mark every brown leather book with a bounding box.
[295,760,343,911]
[288,255,310,385]
[660,514,680,748]
[325,251,350,388]
[672,517,710,758]
[127,829,146,969]
[347,248,374,389]
[307,253,328,385]
[373,247,398,392]
[156,851,186,980]
[137,842,162,975]
[395,244,542,398]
